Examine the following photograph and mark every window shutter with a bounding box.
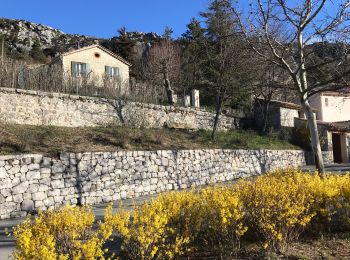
[105,66,110,76]
[86,63,90,75]
[115,67,120,78]
[71,61,77,76]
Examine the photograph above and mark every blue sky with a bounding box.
[0,0,210,38]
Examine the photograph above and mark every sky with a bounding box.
[0,0,211,38]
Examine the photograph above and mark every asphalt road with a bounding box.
[301,163,350,173]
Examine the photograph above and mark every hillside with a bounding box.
[0,17,161,61]
[0,123,299,155]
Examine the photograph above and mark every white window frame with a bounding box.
[105,66,120,79]
[72,62,88,77]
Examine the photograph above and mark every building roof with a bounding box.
[255,98,318,112]
[296,118,350,133]
[51,44,132,66]
[319,87,350,97]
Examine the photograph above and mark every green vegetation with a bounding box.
[0,123,299,155]
[29,39,48,63]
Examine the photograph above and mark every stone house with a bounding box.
[253,99,312,130]
[51,44,131,92]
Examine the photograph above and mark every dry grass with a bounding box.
[0,123,300,155]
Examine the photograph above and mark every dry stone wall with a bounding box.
[0,88,236,131]
[0,149,307,219]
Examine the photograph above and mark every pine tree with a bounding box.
[201,0,254,138]
[29,39,48,63]
[115,27,136,63]
[180,18,207,101]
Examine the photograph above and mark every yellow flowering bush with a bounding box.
[239,169,316,252]
[12,169,350,258]
[338,175,350,227]
[192,186,247,255]
[110,191,198,260]
[110,188,247,259]
[12,205,113,260]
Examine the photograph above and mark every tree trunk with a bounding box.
[211,93,224,140]
[262,100,270,134]
[163,72,174,105]
[302,98,325,175]
[296,30,325,175]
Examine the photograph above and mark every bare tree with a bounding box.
[232,0,350,174]
[147,28,182,105]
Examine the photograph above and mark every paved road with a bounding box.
[301,163,350,173]
[0,195,157,260]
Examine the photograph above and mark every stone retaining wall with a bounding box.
[305,151,334,165]
[0,149,307,219]
[0,87,236,131]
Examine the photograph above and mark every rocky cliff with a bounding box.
[0,18,161,59]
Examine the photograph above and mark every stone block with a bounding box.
[0,167,8,179]
[21,200,34,211]
[28,164,40,171]
[26,170,40,180]
[51,180,65,189]
[32,192,46,201]
[12,182,28,194]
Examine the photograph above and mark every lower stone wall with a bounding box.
[0,87,236,131]
[305,151,334,165]
[0,149,307,219]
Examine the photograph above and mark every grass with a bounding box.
[0,123,300,155]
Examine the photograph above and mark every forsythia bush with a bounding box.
[110,188,247,259]
[12,169,350,258]
[109,191,196,259]
[238,169,316,251]
[307,173,350,228]
[12,205,113,260]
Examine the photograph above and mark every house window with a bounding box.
[71,61,88,77]
[105,66,120,78]
[298,111,304,118]
[325,98,329,107]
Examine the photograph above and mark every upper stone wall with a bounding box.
[0,88,236,131]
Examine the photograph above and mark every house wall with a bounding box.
[254,103,302,130]
[310,93,350,122]
[294,118,333,152]
[309,94,323,120]
[62,46,130,88]
[347,134,350,162]
[0,149,309,219]
[280,107,299,127]
[340,134,348,163]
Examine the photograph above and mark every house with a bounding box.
[254,97,350,164]
[253,98,314,130]
[51,44,131,92]
[309,90,350,122]
[295,118,350,164]
[309,90,350,163]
